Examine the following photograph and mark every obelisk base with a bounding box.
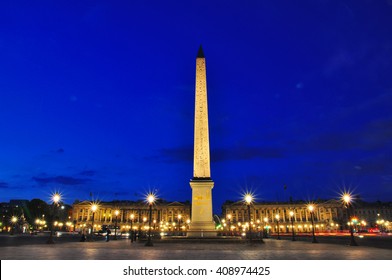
[188,179,216,237]
[187,222,217,237]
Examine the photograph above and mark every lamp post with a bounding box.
[263,217,268,238]
[90,203,98,240]
[178,214,182,235]
[221,218,226,232]
[145,193,155,246]
[130,213,135,243]
[186,219,191,232]
[47,193,61,244]
[290,210,296,241]
[307,204,318,243]
[244,194,254,242]
[227,214,232,235]
[275,214,281,240]
[35,218,40,231]
[10,216,18,235]
[342,193,358,246]
[114,210,119,240]
[377,219,385,233]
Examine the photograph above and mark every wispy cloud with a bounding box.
[212,146,284,162]
[294,118,392,154]
[32,176,92,185]
[0,182,9,189]
[79,170,96,176]
[154,147,193,163]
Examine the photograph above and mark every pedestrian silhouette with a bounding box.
[106,229,111,242]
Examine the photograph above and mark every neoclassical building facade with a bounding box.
[70,199,391,234]
[221,200,392,234]
[72,200,191,233]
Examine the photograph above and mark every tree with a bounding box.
[26,199,50,225]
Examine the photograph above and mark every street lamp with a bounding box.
[35,218,40,231]
[377,219,385,232]
[263,217,268,238]
[90,203,98,240]
[145,193,156,246]
[221,218,226,231]
[130,213,135,242]
[10,216,18,235]
[341,193,358,246]
[244,194,254,242]
[307,204,318,243]
[186,219,191,231]
[289,210,296,241]
[114,210,119,240]
[47,193,61,244]
[178,214,182,234]
[275,214,281,240]
[143,216,147,225]
[227,214,232,235]
[385,221,390,232]
[351,217,358,233]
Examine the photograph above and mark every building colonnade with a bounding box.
[72,201,191,234]
[222,200,343,234]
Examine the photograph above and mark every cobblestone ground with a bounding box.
[1,237,391,260]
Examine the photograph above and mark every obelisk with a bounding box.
[189,45,216,236]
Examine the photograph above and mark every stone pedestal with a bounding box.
[189,179,216,237]
[186,230,217,238]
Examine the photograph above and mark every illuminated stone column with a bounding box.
[189,46,216,236]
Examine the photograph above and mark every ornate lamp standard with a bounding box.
[377,219,385,233]
[289,210,296,241]
[244,194,254,242]
[130,213,135,242]
[263,217,268,238]
[90,203,98,240]
[275,214,281,240]
[10,216,18,235]
[143,217,147,227]
[307,204,318,243]
[47,193,61,244]
[145,193,156,247]
[186,219,191,232]
[244,193,264,243]
[35,218,40,231]
[342,193,358,246]
[113,210,119,240]
[177,214,182,234]
[221,218,226,232]
[226,214,232,235]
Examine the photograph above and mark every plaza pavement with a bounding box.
[1,236,391,260]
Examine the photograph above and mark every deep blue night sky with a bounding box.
[1,0,391,213]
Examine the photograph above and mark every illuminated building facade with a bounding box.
[352,201,392,231]
[72,200,191,233]
[222,200,392,234]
